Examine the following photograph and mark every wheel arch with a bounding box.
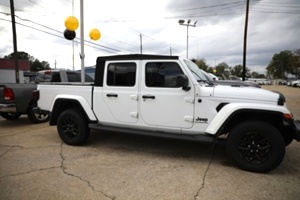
[205,103,292,138]
[218,109,285,135]
[50,98,96,125]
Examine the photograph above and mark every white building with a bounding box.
[0,59,30,83]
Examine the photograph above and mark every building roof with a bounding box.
[0,59,30,71]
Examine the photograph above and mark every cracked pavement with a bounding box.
[1,85,300,200]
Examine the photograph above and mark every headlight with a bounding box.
[275,91,285,106]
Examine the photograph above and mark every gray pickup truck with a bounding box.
[0,70,93,123]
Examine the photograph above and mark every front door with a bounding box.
[140,61,195,129]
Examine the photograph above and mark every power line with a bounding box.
[0,12,135,53]
[0,17,121,54]
[170,1,245,12]
[167,0,300,19]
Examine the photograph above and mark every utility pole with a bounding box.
[9,0,19,83]
[178,19,197,59]
[242,0,250,81]
[140,33,143,54]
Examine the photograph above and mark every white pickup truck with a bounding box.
[36,54,300,173]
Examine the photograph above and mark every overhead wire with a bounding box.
[2,0,300,57]
[167,0,300,19]
[0,15,122,54]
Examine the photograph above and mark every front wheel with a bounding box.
[226,120,285,173]
[57,109,90,146]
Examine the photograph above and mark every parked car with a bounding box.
[0,70,93,123]
[278,80,287,85]
[203,70,261,88]
[35,70,94,83]
[287,78,299,86]
[291,80,300,87]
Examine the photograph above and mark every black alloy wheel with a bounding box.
[226,120,285,173]
[57,109,90,146]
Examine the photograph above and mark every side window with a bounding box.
[51,73,61,82]
[145,62,183,87]
[107,63,136,87]
[35,73,44,83]
[66,72,78,82]
[44,73,52,82]
[74,73,94,82]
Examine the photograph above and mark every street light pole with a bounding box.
[80,0,85,82]
[179,19,197,59]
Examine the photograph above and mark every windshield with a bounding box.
[184,59,213,85]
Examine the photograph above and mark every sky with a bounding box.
[0,0,299,74]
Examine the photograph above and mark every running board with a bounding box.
[89,123,215,143]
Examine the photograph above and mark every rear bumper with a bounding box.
[0,103,17,113]
[293,120,300,141]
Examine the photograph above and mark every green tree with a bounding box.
[191,58,210,71]
[289,49,300,78]
[251,71,266,78]
[215,62,230,79]
[4,51,34,61]
[3,51,50,72]
[266,50,293,79]
[230,64,251,77]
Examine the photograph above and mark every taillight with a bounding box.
[4,88,15,100]
[32,90,40,101]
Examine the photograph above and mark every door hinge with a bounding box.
[130,112,138,118]
[184,116,194,123]
[185,97,195,104]
[131,95,138,101]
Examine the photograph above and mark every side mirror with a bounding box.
[176,74,190,91]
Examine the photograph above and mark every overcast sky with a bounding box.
[0,0,299,73]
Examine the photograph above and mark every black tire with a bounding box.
[282,133,294,146]
[0,112,22,120]
[226,120,285,173]
[27,107,50,123]
[57,109,90,146]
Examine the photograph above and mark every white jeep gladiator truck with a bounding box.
[36,54,300,173]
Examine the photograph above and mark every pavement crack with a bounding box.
[0,166,60,179]
[59,143,115,200]
[194,141,216,200]
[0,145,23,158]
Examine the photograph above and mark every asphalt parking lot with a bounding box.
[0,85,299,200]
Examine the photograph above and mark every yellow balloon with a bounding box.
[89,28,101,41]
[64,16,79,31]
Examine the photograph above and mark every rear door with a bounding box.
[100,61,139,124]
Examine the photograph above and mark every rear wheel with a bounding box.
[0,112,22,120]
[27,107,49,123]
[57,109,90,145]
[226,120,285,173]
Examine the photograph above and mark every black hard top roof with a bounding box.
[96,54,179,62]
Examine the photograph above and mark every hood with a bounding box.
[212,85,281,104]
[214,80,261,88]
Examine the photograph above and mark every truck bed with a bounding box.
[38,83,94,113]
